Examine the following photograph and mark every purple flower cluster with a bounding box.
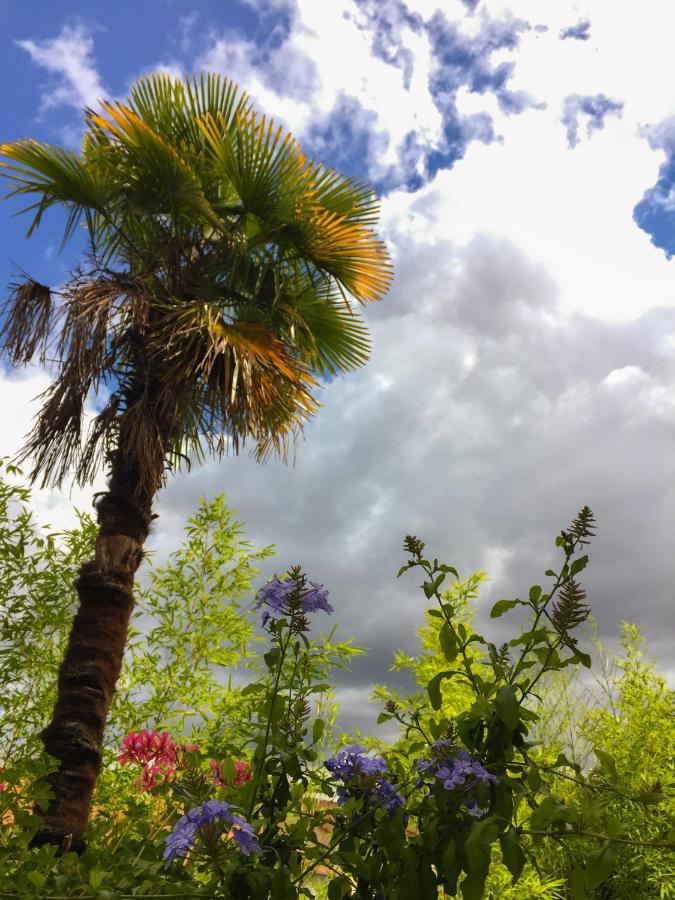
[416,744,498,819]
[164,799,261,865]
[324,745,406,821]
[255,575,333,627]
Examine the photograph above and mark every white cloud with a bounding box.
[16,23,107,113]
[0,371,100,534]
[9,1,675,733]
[196,0,444,172]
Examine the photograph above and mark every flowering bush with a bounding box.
[0,476,673,898]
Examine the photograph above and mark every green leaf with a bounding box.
[572,648,592,668]
[89,867,106,890]
[593,747,617,781]
[584,841,615,890]
[495,684,520,730]
[377,712,393,724]
[328,877,351,900]
[462,818,500,900]
[264,648,281,669]
[499,828,526,881]
[490,598,520,618]
[571,554,589,575]
[27,871,46,889]
[439,564,459,577]
[441,839,460,895]
[422,580,436,598]
[440,623,458,662]
[427,670,455,710]
[509,628,549,647]
[526,766,542,793]
[312,718,325,743]
[570,862,590,900]
[528,585,542,604]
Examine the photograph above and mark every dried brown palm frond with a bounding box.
[1,277,54,364]
[152,301,320,466]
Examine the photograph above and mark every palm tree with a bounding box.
[0,73,391,850]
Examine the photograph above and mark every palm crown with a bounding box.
[0,73,392,495]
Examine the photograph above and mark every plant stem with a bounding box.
[247,626,293,819]
[521,829,675,850]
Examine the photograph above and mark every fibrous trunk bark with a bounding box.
[31,451,154,852]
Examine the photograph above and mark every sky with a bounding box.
[1,0,674,735]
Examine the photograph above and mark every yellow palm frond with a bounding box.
[88,102,223,228]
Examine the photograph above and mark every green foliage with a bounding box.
[0,460,97,762]
[112,493,275,743]
[0,469,673,897]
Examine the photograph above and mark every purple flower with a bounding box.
[228,816,262,856]
[436,765,466,791]
[414,745,497,817]
[324,745,388,781]
[324,746,405,823]
[255,575,333,626]
[164,800,260,865]
[374,779,406,816]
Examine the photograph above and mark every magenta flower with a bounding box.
[118,730,196,791]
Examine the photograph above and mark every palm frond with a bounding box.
[198,107,304,219]
[0,278,54,364]
[147,299,319,458]
[294,206,392,302]
[87,102,222,228]
[0,139,114,239]
[275,288,371,376]
[126,72,250,149]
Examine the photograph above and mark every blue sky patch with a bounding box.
[305,95,386,183]
[633,117,675,258]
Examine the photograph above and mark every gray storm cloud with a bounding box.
[148,231,675,731]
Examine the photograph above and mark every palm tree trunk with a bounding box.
[31,449,154,853]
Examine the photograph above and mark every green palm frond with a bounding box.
[275,288,371,377]
[127,72,250,149]
[88,102,223,228]
[0,139,114,241]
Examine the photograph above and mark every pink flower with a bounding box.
[118,730,181,791]
[209,759,252,788]
[0,782,7,793]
